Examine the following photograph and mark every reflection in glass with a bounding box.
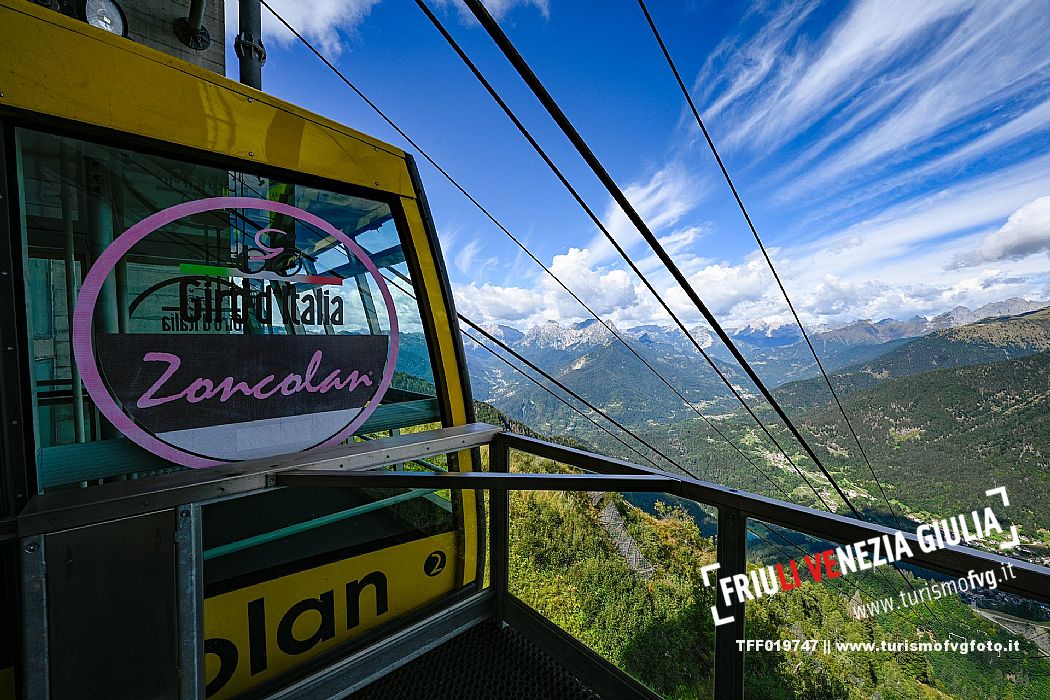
[16,128,437,487]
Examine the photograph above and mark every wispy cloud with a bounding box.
[772,2,1050,199]
[453,238,499,276]
[694,0,817,125]
[588,162,704,263]
[718,0,969,150]
[437,0,551,24]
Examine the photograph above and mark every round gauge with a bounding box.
[78,0,128,37]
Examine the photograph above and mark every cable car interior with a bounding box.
[1,2,1049,700]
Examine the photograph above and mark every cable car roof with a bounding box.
[0,0,415,199]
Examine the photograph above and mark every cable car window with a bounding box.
[14,127,441,489]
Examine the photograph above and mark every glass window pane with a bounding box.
[15,127,439,487]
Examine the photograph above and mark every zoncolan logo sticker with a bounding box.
[72,196,399,467]
[203,533,457,699]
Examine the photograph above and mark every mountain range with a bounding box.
[463,297,1049,431]
[776,304,1050,411]
[450,296,1050,568]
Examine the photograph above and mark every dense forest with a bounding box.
[559,350,1050,555]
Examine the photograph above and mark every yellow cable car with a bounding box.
[0,3,481,698]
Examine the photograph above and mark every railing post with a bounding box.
[490,435,510,626]
[175,504,204,700]
[714,506,746,700]
[20,535,48,700]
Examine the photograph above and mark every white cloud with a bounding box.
[952,196,1050,268]
[225,0,381,56]
[803,275,868,316]
[455,167,1050,330]
[669,259,770,318]
[545,247,637,316]
[454,282,543,322]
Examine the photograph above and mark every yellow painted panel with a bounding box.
[400,200,467,427]
[203,532,458,699]
[399,197,479,585]
[0,666,12,700]
[0,2,414,198]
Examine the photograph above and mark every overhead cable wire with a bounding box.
[626,2,964,635]
[415,0,795,496]
[461,0,862,521]
[461,328,666,471]
[262,0,810,500]
[380,269,694,477]
[634,0,903,531]
[415,0,829,509]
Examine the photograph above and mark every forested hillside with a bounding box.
[796,351,1050,548]
[506,448,1050,699]
[777,306,1050,410]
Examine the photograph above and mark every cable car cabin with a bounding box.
[0,3,486,699]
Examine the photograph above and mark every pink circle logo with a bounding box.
[73,197,400,468]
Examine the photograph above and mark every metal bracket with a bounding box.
[235,31,267,65]
[174,17,212,51]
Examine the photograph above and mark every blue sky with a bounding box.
[226,0,1050,331]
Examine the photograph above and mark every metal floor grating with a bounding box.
[348,620,603,700]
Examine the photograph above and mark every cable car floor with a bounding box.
[348,621,602,700]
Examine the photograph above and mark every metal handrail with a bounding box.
[491,433,1050,602]
[275,432,1050,604]
[276,429,1050,700]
